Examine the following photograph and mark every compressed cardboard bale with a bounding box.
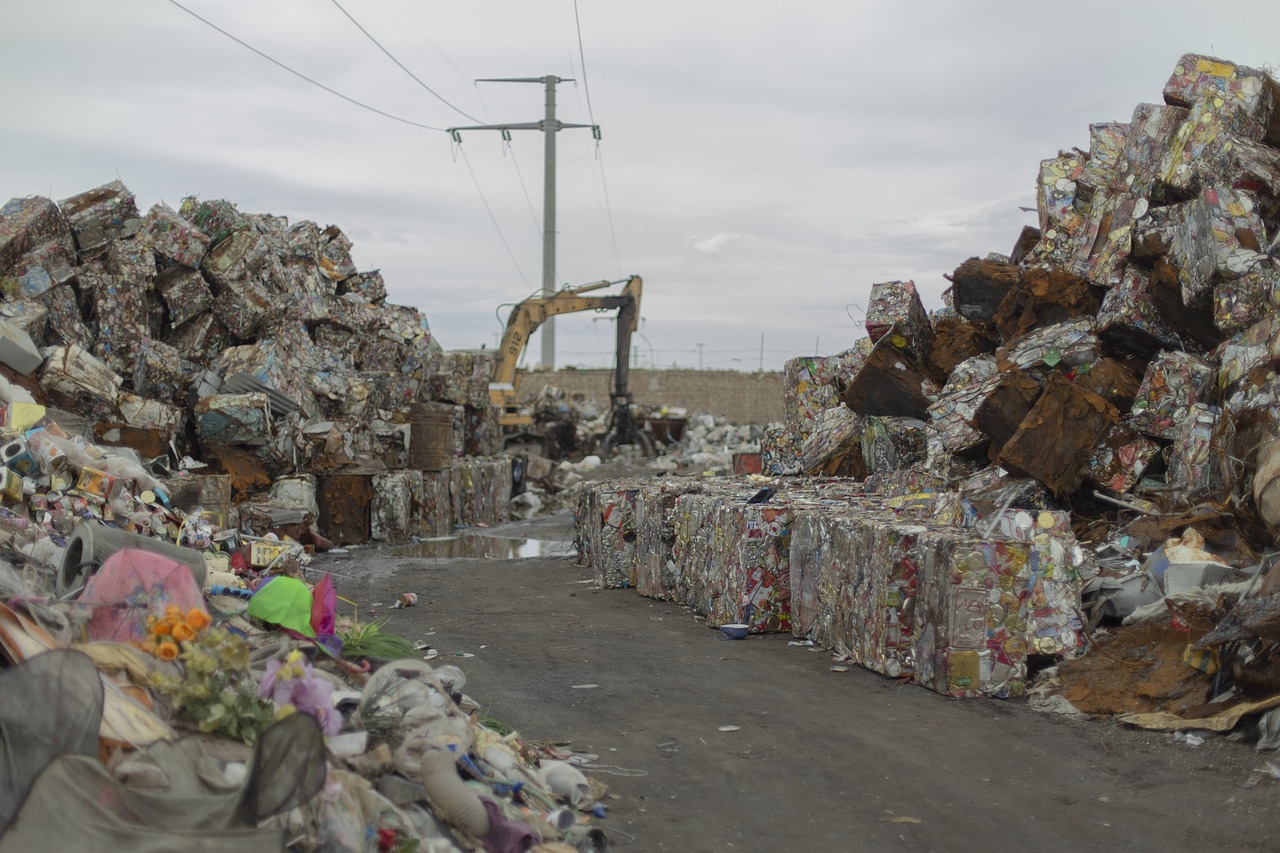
[340,270,386,304]
[425,350,493,408]
[38,344,122,419]
[57,180,141,254]
[1070,357,1142,412]
[155,266,213,329]
[1073,191,1144,286]
[760,424,802,476]
[1113,103,1191,198]
[997,316,1100,373]
[1087,423,1161,493]
[926,357,1001,459]
[798,404,865,477]
[1216,314,1280,393]
[166,313,231,364]
[84,285,150,374]
[782,352,846,438]
[842,336,937,419]
[949,258,1019,323]
[1168,186,1268,307]
[218,331,318,419]
[448,457,511,530]
[179,197,247,245]
[865,279,933,366]
[860,416,927,477]
[132,340,197,406]
[117,392,184,436]
[1076,121,1131,196]
[203,229,269,288]
[213,275,273,339]
[993,268,1100,342]
[194,393,273,446]
[1214,261,1280,338]
[1096,266,1184,356]
[1129,350,1216,439]
[997,373,1118,498]
[578,482,629,582]
[372,469,421,541]
[140,203,210,269]
[316,225,358,282]
[634,482,701,601]
[974,370,1044,460]
[418,470,451,537]
[1165,402,1224,505]
[928,313,998,380]
[0,196,74,275]
[1132,204,1182,264]
[1157,97,1266,200]
[1162,53,1280,148]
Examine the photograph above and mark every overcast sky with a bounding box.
[3,1,1279,372]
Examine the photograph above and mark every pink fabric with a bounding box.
[77,548,207,643]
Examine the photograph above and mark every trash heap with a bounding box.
[578,55,1280,724]
[0,546,608,851]
[0,181,520,570]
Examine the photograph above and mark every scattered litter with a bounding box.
[717,725,741,732]
[572,684,600,689]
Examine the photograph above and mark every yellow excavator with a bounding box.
[489,274,654,457]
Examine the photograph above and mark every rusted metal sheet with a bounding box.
[92,423,170,460]
[319,474,373,545]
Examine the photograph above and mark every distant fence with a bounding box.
[518,368,784,424]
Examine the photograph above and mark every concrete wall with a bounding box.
[518,368,784,424]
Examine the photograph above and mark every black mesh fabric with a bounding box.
[0,648,103,838]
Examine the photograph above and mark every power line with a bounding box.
[162,0,444,131]
[328,0,484,123]
[571,1,622,274]
[455,143,532,289]
[572,0,597,124]
[503,137,543,241]
[385,0,475,85]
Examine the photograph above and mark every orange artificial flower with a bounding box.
[186,609,211,631]
[171,622,196,642]
[156,642,179,661]
[164,604,182,618]
[152,618,176,636]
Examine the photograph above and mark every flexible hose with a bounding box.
[419,748,491,839]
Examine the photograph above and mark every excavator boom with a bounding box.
[488,275,645,452]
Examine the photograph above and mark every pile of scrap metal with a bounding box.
[578,55,1280,739]
[0,183,518,563]
[0,547,608,851]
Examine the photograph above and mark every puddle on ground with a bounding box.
[393,535,574,559]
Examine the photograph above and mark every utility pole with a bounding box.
[449,76,599,370]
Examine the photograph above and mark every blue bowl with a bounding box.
[720,623,750,640]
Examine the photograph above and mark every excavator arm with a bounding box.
[489,276,644,448]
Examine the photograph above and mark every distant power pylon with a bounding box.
[450,75,599,369]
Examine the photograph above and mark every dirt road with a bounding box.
[321,513,1278,852]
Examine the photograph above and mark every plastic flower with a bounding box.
[186,609,211,631]
[258,652,341,736]
[156,642,179,661]
[171,622,196,642]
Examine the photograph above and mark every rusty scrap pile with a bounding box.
[0,181,515,566]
